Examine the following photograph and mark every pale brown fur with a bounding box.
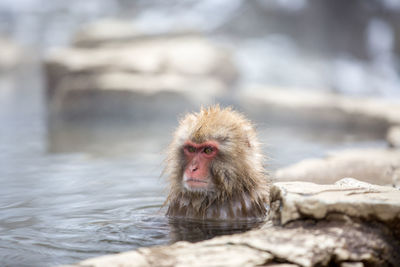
[165,105,270,220]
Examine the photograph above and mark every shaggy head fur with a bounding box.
[165,105,269,220]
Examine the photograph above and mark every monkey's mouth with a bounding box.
[184,177,209,189]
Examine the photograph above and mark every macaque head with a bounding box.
[166,105,265,199]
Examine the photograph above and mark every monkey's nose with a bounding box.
[190,166,198,172]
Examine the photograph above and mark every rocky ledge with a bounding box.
[61,178,400,267]
[275,148,400,187]
[239,86,400,126]
[44,33,237,120]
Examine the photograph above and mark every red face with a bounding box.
[183,140,219,191]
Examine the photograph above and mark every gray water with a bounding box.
[0,66,387,266]
[0,68,170,266]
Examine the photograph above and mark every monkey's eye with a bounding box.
[203,147,214,155]
[186,146,196,153]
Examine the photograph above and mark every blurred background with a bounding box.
[0,1,399,266]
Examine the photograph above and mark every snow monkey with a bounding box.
[165,105,270,220]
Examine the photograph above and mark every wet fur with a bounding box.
[165,105,270,220]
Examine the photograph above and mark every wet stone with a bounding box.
[61,178,400,267]
[270,178,400,231]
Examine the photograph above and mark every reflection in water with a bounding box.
[168,217,266,243]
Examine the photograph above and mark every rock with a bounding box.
[270,178,400,227]
[64,36,236,80]
[47,72,226,119]
[0,37,23,72]
[274,148,400,186]
[387,126,400,148]
[44,35,237,119]
[393,168,400,189]
[72,19,141,47]
[61,179,400,267]
[72,19,199,48]
[62,220,399,267]
[239,86,400,127]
